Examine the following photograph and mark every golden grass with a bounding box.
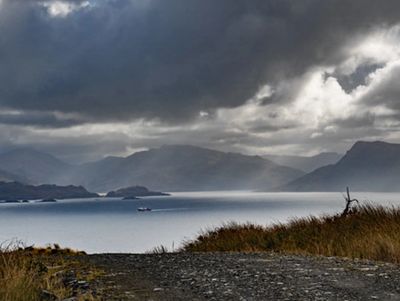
[182,204,400,263]
[148,245,170,254]
[0,242,95,301]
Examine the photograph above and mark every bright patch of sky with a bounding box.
[40,0,90,17]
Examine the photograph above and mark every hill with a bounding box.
[281,141,400,191]
[63,145,304,192]
[264,152,342,173]
[0,148,72,184]
[0,169,27,183]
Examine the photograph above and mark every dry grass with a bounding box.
[0,242,95,301]
[182,204,400,263]
[148,245,170,254]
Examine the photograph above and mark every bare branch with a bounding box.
[341,187,359,217]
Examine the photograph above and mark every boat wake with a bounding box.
[150,208,189,212]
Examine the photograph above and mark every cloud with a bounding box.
[1,0,400,124]
[0,1,400,161]
[0,109,84,128]
[40,1,90,17]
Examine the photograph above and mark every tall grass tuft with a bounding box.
[0,242,85,301]
[182,204,400,263]
[149,245,170,254]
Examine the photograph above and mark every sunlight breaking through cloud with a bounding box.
[1,1,400,161]
[40,0,90,17]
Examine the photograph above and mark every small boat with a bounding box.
[123,196,138,200]
[137,207,152,212]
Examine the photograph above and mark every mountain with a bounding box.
[0,148,72,184]
[281,141,400,192]
[0,182,98,201]
[264,152,342,173]
[62,145,304,192]
[106,186,169,197]
[0,168,27,183]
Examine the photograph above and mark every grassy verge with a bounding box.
[0,243,99,301]
[182,205,400,263]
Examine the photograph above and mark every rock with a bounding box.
[40,290,57,301]
[77,280,89,289]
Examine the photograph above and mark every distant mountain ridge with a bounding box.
[0,168,27,183]
[264,152,342,173]
[6,141,400,193]
[281,141,400,192]
[0,145,304,192]
[0,148,72,184]
[63,145,304,192]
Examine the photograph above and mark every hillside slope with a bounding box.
[281,141,400,192]
[0,149,72,184]
[265,152,342,173]
[63,145,304,192]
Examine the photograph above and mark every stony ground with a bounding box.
[84,253,400,301]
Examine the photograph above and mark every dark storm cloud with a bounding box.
[1,0,400,126]
[330,63,386,93]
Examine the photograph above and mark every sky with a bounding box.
[1,0,400,163]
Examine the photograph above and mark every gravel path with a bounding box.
[87,253,400,300]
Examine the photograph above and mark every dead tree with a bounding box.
[341,187,359,216]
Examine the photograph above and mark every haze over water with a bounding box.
[1,191,399,253]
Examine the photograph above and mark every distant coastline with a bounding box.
[0,181,98,201]
[0,182,170,203]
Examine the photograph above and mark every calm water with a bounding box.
[0,191,400,253]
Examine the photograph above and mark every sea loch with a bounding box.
[1,191,400,253]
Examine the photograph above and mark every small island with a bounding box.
[106,185,169,198]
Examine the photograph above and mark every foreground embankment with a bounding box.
[183,205,400,263]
